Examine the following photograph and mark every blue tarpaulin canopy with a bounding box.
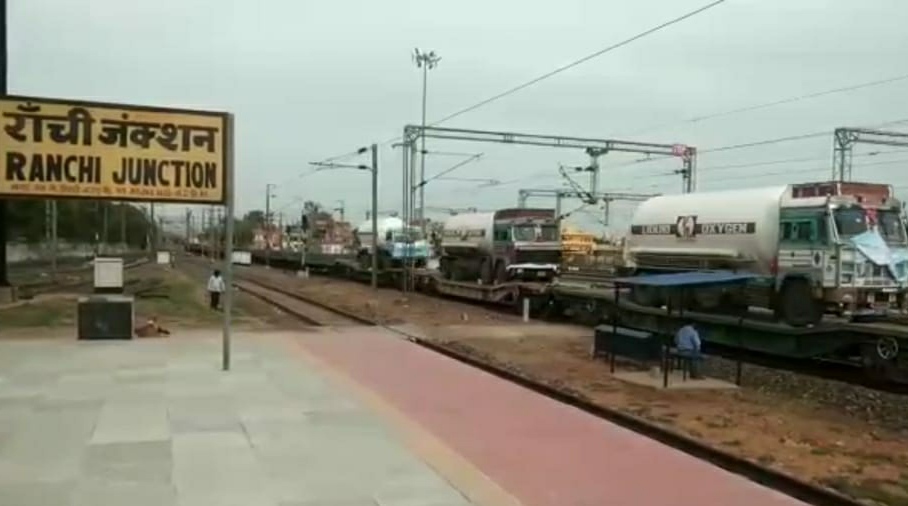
[612,271,760,288]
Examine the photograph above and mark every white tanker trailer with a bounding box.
[626,181,908,326]
[440,208,561,284]
[353,216,430,269]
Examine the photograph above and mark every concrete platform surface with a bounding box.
[295,327,809,506]
[0,330,476,506]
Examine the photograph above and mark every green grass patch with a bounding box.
[1,269,255,330]
[0,298,75,328]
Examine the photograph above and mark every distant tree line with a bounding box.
[193,200,333,247]
[6,199,155,248]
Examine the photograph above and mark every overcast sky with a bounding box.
[10,0,908,234]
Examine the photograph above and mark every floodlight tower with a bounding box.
[413,48,441,232]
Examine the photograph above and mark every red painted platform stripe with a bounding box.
[295,328,808,506]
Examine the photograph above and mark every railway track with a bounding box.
[223,272,863,506]
[12,258,150,299]
[233,278,369,326]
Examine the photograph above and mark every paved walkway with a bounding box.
[0,331,475,506]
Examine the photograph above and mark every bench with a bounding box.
[593,325,701,385]
[592,325,662,372]
[665,348,695,381]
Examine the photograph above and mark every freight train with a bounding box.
[185,181,908,383]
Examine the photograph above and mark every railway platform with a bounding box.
[0,325,813,506]
[0,330,476,506]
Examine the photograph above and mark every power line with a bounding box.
[314,0,728,164]
[622,72,908,137]
[479,141,908,193]
[592,116,908,172]
[432,0,728,125]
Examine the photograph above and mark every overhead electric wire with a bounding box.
[313,0,728,164]
[587,116,908,174]
[432,0,728,126]
[622,72,908,137]
[480,145,908,192]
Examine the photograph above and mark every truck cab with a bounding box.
[775,182,908,324]
[355,217,430,270]
[440,208,562,284]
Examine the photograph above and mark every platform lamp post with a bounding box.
[308,144,378,289]
[413,48,440,236]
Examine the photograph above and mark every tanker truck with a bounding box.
[353,216,430,270]
[625,181,908,326]
[439,208,561,284]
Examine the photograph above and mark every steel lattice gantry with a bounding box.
[833,127,908,181]
[395,124,695,291]
[516,188,657,224]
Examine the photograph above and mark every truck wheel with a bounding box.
[480,258,493,285]
[494,261,508,284]
[357,252,369,271]
[779,278,822,327]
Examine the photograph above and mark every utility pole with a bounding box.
[185,208,191,245]
[334,200,345,222]
[50,200,57,278]
[413,48,441,235]
[149,203,156,258]
[370,144,378,290]
[307,146,378,289]
[119,202,126,247]
[264,183,276,267]
[102,202,109,255]
[44,200,58,279]
[277,212,283,250]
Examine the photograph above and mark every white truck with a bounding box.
[626,181,908,326]
[353,216,430,270]
[440,208,561,284]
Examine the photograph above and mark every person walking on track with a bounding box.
[207,269,225,310]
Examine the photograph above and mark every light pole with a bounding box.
[308,145,379,289]
[264,183,276,267]
[413,48,440,235]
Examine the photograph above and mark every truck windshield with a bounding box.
[391,228,424,242]
[880,210,906,244]
[833,208,907,244]
[512,224,559,242]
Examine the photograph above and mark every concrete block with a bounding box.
[0,481,74,506]
[91,400,170,444]
[71,479,176,506]
[82,441,172,484]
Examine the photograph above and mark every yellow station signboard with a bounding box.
[0,95,229,204]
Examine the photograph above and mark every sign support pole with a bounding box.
[222,113,235,371]
[0,0,8,290]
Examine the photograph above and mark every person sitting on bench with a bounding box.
[675,321,704,379]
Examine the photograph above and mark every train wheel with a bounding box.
[779,278,822,327]
[861,339,899,381]
[480,258,493,285]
